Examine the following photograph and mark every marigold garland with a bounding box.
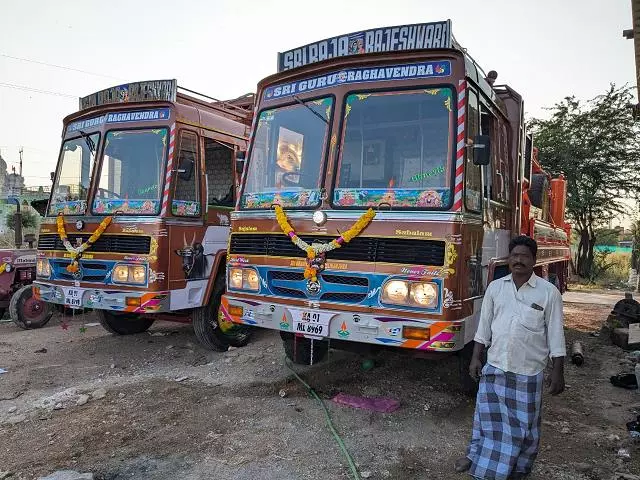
[274,205,376,281]
[57,214,112,273]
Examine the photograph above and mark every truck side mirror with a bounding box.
[236,158,245,176]
[472,135,491,166]
[235,151,246,175]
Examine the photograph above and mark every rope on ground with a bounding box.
[285,358,361,480]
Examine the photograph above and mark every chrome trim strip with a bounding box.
[42,216,165,225]
[231,210,469,222]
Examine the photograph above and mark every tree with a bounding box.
[530,85,640,278]
[6,209,39,231]
[632,217,640,291]
[595,228,621,247]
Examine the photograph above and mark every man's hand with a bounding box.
[469,356,483,380]
[547,357,565,395]
[468,341,486,381]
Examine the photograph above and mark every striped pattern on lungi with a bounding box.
[467,364,544,480]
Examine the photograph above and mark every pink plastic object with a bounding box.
[332,393,400,413]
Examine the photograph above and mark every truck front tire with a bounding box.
[96,310,154,335]
[192,275,251,351]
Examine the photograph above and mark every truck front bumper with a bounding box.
[34,281,170,314]
[221,294,468,352]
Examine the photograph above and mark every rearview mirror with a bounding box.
[235,159,245,176]
[472,135,491,166]
[235,150,246,160]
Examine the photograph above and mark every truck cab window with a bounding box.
[204,138,234,207]
[480,104,510,204]
[49,134,99,215]
[480,104,495,200]
[465,90,481,211]
[496,120,510,203]
[173,131,200,217]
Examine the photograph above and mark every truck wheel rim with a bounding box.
[23,296,47,322]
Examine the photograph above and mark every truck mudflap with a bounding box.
[220,294,468,352]
[33,281,170,314]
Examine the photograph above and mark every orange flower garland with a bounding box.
[274,206,375,281]
[57,215,112,273]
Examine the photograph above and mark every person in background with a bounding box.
[455,235,566,479]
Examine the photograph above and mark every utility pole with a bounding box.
[623,0,640,113]
[624,1,640,290]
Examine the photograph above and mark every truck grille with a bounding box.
[320,292,367,303]
[38,234,151,255]
[230,234,445,266]
[50,259,110,283]
[266,269,370,305]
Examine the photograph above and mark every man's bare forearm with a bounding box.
[552,356,564,371]
[472,341,486,361]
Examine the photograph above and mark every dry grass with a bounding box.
[595,251,631,286]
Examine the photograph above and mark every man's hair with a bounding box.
[508,235,537,258]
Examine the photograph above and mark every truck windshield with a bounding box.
[241,97,333,209]
[49,134,100,215]
[333,88,454,209]
[93,128,167,215]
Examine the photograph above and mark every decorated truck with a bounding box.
[34,80,254,351]
[221,20,571,387]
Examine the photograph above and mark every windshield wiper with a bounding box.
[78,130,96,154]
[292,95,328,125]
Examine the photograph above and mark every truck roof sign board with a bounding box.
[79,79,177,110]
[277,20,452,72]
[265,61,452,100]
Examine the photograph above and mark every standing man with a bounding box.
[455,235,566,479]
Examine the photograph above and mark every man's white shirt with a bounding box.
[474,273,567,375]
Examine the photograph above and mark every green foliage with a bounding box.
[5,209,39,231]
[530,84,640,278]
[595,228,621,246]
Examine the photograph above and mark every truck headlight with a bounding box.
[112,264,147,285]
[229,268,243,289]
[381,279,439,308]
[410,282,438,307]
[113,265,130,283]
[36,258,51,278]
[244,269,260,291]
[130,265,147,285]
[382,280,409,304]
[228,268,260,291]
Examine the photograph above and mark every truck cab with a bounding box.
[35,80,254,350]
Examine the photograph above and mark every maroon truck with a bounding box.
[0,248,52,328]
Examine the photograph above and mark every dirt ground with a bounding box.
[1,291,639,480]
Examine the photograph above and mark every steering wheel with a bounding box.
[97,187,121,199]
[281,171,317,187]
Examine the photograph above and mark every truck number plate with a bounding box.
[291,309,333,338]
[63,287,84,307]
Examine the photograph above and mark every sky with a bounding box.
[0,0,637,223]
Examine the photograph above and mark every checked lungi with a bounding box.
[467,364,544,480]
